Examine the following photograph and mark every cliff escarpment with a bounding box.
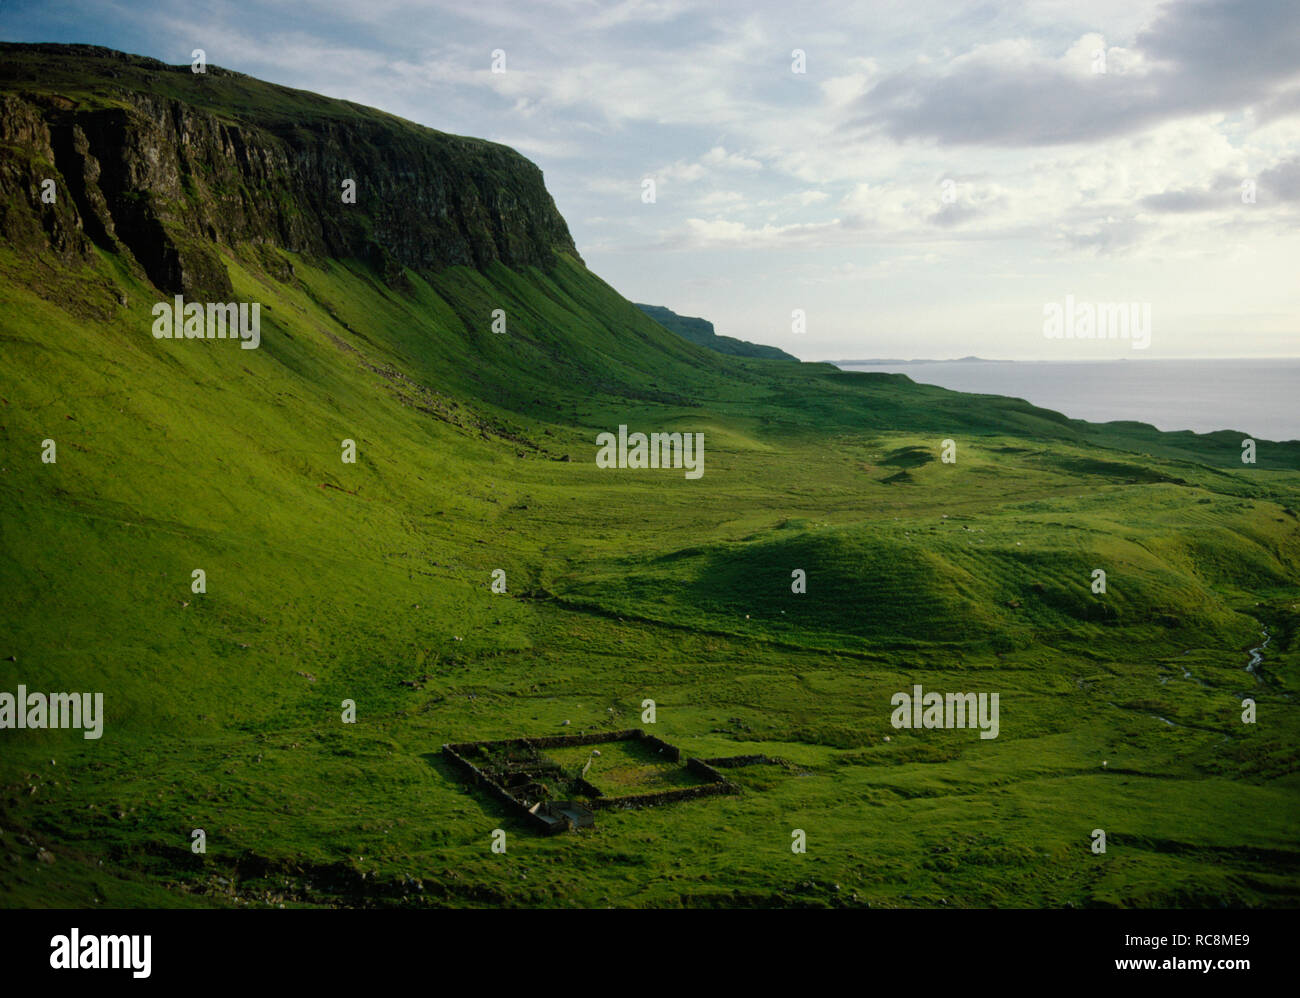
[0,43,579,298]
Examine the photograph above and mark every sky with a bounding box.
[3,0,1299,360]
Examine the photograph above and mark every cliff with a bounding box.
[0,43,579,298]
[635,302,798,361]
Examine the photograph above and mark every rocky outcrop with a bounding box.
[636,302,798,361]
[0,44,580,298]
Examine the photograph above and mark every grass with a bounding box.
[545,740,706,797]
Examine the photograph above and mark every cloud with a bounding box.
[701,146,763,170]
[928,200,984,227]
[1139,188,1230,212]
[1260,156,1300,200]
[849,0,1300,147]
[676,216,844,249]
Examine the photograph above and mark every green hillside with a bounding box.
[636,302,798,360]
[1,45,1298,910]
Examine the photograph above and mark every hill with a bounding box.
[1,43,1297,910]
[635,302,798,360]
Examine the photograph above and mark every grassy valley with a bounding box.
[1,45,1298,909]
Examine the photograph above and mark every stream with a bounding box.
[1245,627,1270,685]
[1127,624,1276,730]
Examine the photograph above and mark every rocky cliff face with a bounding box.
[0,44,580,298]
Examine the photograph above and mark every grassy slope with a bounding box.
[1,236,1296,909]
[635,302,798,361]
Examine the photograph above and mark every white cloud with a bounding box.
[701,146,763,170]
[677,216,844,249]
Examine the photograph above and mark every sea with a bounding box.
[832,358,1299,442]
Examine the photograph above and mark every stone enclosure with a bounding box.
[442,729,740,834]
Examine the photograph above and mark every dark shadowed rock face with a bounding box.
[0,43,580,298]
